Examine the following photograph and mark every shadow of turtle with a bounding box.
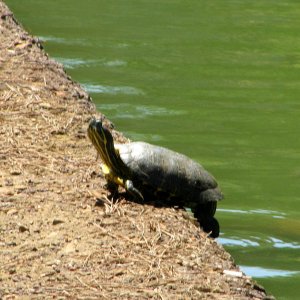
[101,185,220,238]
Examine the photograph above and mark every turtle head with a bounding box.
[88,117,129,178]
[87,118,114,165]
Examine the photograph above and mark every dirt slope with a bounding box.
[0,2,273,299]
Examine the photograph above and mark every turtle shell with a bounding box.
[116,141,223,211]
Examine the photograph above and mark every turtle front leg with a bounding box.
[125,180,144,202]
[104,179,119,199]
[101,164,119,199]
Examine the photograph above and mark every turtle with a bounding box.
[87,118,223,237]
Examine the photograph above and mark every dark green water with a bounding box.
[6,1,300,298]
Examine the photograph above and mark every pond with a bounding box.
[6,1,300,298]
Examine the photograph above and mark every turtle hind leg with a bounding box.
[193,202,220,238]
[125,180,144,202]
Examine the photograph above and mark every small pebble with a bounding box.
[52,219,64,225]
[10,170,21,176]
[18,225,29,233]
[7,208,18,216]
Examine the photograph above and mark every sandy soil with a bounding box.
[0,2,274,299]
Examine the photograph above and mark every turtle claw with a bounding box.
[125,180,144,202]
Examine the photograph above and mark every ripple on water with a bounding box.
[239,266,299,278]
[103,60,127,67]
[97,103,186,119]
[218,208,286,219]
[268,237,300,249]
[125,131,164,142]
[219,234,300,250]
[55,57,97,69]
[218,237,260,247]
[55,57,127,69]
[39,35,87,45]
[84,84,144,96]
